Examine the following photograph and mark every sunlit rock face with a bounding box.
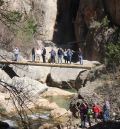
[1,0,120,61]
[33,0,58,41]
[1,0,57,41]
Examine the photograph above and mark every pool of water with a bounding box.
[45,95,73,109]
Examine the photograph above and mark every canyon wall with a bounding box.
[0,0,120,61]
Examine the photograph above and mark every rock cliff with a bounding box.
[0,0,120,61]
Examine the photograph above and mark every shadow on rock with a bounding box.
[88,121,120,129]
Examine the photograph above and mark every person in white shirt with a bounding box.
[36,47,42,61]
[13,47,19,61]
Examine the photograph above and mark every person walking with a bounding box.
[92,102,101,123]
[79,102,88,128]
[49,48,56,64]
[13,47,19,61]
[78,48,83,65]
[41,47,46,63]
[87,106,93,127]
[57,48,63,64]
[103,100,110,122]
[67,49,73,64]
[63,49,68,63]
[32,47,35,62]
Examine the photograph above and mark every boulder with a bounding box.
[41,87,74,97]
[75,65,106,90]
[12,65,51,83]
[46,67,86,89]
[12,77,48,97]
[50,108,72,122]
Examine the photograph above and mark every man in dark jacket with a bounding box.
[32,47,35,62]
[57,48,63,64]
[79,102,88,128]
[41,47,46,63]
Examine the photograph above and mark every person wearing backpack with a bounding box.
[103,100,110,122]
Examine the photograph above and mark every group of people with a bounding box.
[32,47,46,63]
[76,100,110,128]
[13,46,83,64]
[31,47,83,64]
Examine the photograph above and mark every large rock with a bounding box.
[46,67,86,89]
[75,65,106,90]
[12,77,48,97]
[41,87,74,97]
[12,65,51,83]
[50,108,72,123]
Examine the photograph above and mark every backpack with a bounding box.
[87,109,93,116]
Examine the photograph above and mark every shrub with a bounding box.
[106,33,120,67]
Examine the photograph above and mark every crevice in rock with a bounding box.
[2,65,19,78]
[52,0,80,49]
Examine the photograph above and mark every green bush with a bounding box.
[5,11,22,24]
[24,18,37,34]
[106,34,120,67]
[101,16,110,27]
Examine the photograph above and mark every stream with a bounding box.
[0,94,73,128]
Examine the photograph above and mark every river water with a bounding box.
[1,94,73,128]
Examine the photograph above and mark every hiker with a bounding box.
[103,100,110,122]
[67,49,73,64]
[92,102,101,122]
[49,48,56,64]
[41,47,46,63]
[78,48,83,65]
[32,47,35,62]
[63,49,68,63]
[79,102,88,128]
[13,47,19,61]
[57,48,63,64]
[36,47,41,62]
[87,106,93,127]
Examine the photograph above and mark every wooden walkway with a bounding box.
[0,60,94,70]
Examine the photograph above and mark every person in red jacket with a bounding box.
[92,102,101,122]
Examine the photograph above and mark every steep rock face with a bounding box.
[53,0,79,46]
[1,0,57,42]
[74,0,120,61]
[75,0,105,60]
[33,0,57,41]
[1,0,120,61]
[104,0,120,25]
